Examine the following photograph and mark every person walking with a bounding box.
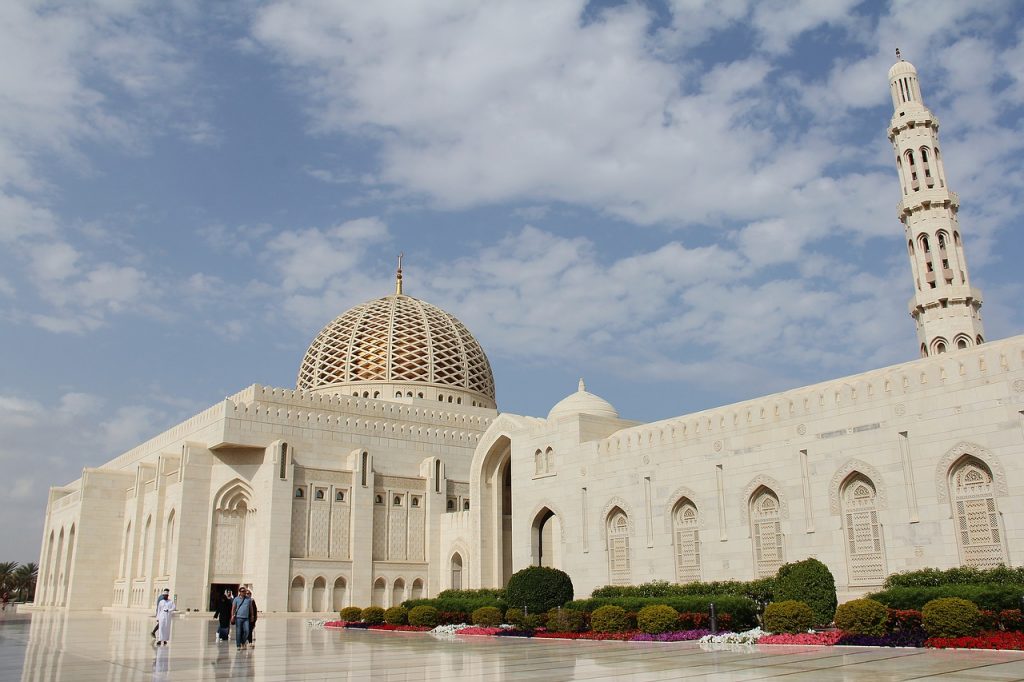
[155,591,176,646]
[213,589,233,642]
[246,590,258,647]
[151,589,169,640]
[230,586,252,650]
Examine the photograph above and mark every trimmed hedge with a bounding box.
[408,605,439,628]
[567,595,758,629]
[506,567,574,613]
[472,606,503,627]
[361,606,385,625]
[384,606,408,625]
[884,565,1024,589]
[339,606,363,622]
[590,605,629,633]
[591,578,775,605]
[437,588,506,601]
[922,597,981,638]
[868,584,1024,611]
[637,605,678,634]
[774,558,837,626]
[403,595,504,615]
[763,600,814,634]
[834,598,888,637]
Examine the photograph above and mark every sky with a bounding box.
[1,0,1023,562]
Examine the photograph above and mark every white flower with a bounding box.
[698,627,766,646]
[429,623,472,638]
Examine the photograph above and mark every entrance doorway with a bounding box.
[208,583,239,612]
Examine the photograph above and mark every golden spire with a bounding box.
[396,252,404,295]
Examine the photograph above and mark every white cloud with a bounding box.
[266,217,390,292]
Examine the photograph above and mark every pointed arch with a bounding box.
[749,486,785,578]
[740,475,789,523]
[288,576,306,612]
[829,459,887,515]
[332,576,347,610]
[662,486,704,532]
[210,479,255,582]
[605,506,631,585]
[947,455,1008,568]
[371,577,387,607]
[530,504,562,568]
[671,497,701,583]
[839,472,886,585]
[935,442,1008,503]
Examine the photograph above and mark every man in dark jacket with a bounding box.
[246,590,259,647]
[213,589,233,641]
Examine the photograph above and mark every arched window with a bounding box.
[279,442,288,480]
[372,578,387,607]
[332,577,347,610]
[672,499,701,583]
[312,576,327,612]
[545,447,554,473]
[450,553,463,590]
[534,450,543,475]
[411,578,424,600]
[161,510,176,576]
[295,488,304,499]
[392,578,405,607]
[315,489,325,500]
[289,576,305,612]
[463,500,470,511]
[749,488,784,578]
[933,338,947,355]
[607,510,631,585]
[841,475,885,585]
[949,457,1007,568]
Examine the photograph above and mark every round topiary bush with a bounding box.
[922,597,981,638]
[408,605,439,628]
[340,606,363,622]
[546,607,587,633]
[504,608,525,628]
[637,604,679,634]
[384,606,408,625]
[763,600,815,634]
[834,598,888,636]
[360,606,385,625]
[472,606,504,627]
[590,605,630,633]
[774,558,838,626]
[506,566,574,613]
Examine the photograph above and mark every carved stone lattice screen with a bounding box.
[751,489,785,578]
[607,512,631,585]
[951,458,1008,569]
[673,501,701,583]
[842,476,885,584]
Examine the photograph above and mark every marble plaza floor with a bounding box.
[5,611,1024,681]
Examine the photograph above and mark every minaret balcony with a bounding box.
[897,189,959,217]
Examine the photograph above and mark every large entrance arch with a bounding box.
[532,508,561,568]
[473,434,513,587]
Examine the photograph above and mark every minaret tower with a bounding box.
[888,51,984,357]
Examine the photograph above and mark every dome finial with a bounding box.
[895,47,902,61]
[395,252,404,295]
[578,377,586,392]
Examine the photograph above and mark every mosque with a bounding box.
[33,57,1024,613]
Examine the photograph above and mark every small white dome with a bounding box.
[888,59,917,80]
[547,379,619,420]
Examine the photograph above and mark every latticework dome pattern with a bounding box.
[297,294,495,403]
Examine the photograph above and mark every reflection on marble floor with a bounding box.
[6,611,1024,681]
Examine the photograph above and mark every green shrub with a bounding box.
[360,606,385,625]
[568,595,758,630]
[506,566,574,613]
[437,588,506,601]
[403,594,504,615]
[885,565,1024,589]
[922,597,981,638]
[472,606,504,627]
[590,605,630,633]
[834,598,888,636]
[774,558,837,626]
[408,605,439,628]
[867,584,1024,611]
[591,578,775,605]
[339,606,363,622]
[763,600,814,634]
[637,605,679,634]
[384,606,408,625]
[546,607,587,633]
[504,608,525,628]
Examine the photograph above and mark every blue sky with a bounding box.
[1,0,1023,562]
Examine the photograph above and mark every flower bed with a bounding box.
[632,629,710,642]
[837,631,927,648]
[758,631,843,646]
[533,631,635,640]
[369,624,431,632]
[926,631,1024,650]
[700,628,764,645]
[456,626,505,636]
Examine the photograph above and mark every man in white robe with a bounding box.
[156,594,176,645]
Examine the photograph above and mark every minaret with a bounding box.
[888,51,984,357]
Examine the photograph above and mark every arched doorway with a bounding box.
[532,508,561,568]
[450,553,463,590]
[311,577,327,612]
[209,481,255,593]
[475,435,512,587]
[289,576,305,612]
[392,578,405,607]
[372,578,386,607]
[332,578,347,610]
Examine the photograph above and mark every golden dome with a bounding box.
[297,292,496,407]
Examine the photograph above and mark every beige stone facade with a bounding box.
[32,58,1024,613]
